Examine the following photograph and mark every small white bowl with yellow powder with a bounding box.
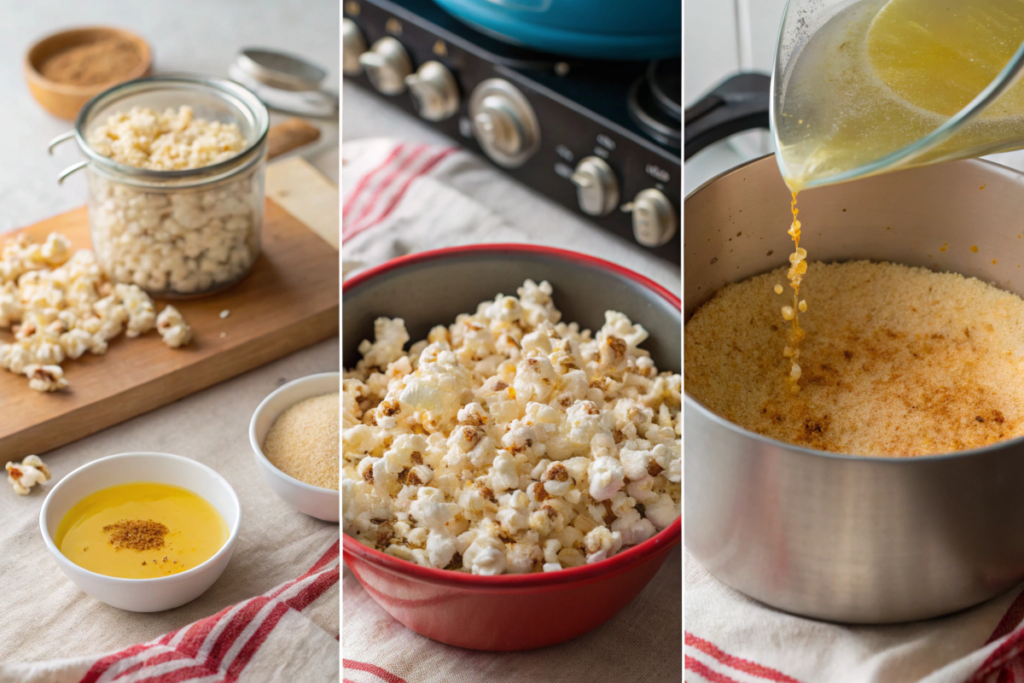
[249,372,339,522]
[39,452,240,612]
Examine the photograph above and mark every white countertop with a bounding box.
[0,0,339,236]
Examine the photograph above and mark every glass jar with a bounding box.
[51,75,270,297]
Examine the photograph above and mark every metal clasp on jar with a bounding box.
[49,130,87,184]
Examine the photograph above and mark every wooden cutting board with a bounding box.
[0,157,339,457]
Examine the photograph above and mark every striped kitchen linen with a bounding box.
[340,137,681,291]
[686,551,1024,683]
[1,541,339,683]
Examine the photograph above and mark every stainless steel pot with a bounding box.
[685,154,1024,623]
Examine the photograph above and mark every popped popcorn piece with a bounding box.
[588,456,626,502]
[463,534,508,576]
[88,105,245,171]
[584,526,623,565]
[0,232,193,391]
[114,284,157,337]
[358,317,410,368]
[342,281,680,575]
[156,305,193,348]
[25,364,68,392]
[6,455,51,495]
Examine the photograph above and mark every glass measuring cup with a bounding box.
[772,0,1024,191]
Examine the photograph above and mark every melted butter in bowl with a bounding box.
[55,482,228,580]
[40,452,240,612]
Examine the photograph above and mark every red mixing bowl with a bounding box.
[342,244,681,650]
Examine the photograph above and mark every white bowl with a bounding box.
[249,372,339,522]
[39,452,241,612]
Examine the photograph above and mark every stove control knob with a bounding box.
[469,79,540,168]
[342,19,367,76]
[622,189,677,247]
[359,37,413,95]
[571,157,619,216]
[405,61,460,121]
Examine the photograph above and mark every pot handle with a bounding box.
[684,73,771,161]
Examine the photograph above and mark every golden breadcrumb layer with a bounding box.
[685,261,1024,457]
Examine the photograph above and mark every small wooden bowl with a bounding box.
[25,26,152,121]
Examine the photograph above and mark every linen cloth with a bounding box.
[0,338,341,681]
[0,541,340,683]
[340,137,680,294]
[341,137,683,681]
[686,551,1024,683]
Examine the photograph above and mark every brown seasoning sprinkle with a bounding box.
[103,519,169,551]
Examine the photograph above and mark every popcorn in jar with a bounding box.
[86,157,263,295]
[54,76,270,298]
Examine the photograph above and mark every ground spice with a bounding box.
[103,518,169,551]
[40,38,141,86]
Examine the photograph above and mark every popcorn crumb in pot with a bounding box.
[342,279,681,575]
[6,455,51,495]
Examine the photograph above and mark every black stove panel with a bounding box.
[345,0,681,264]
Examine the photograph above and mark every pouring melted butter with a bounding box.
[777,0,1024,189]
[774,0,1024,391]
[781,193,808,392]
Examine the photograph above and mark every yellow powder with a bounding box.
[263,393,339,489]
[685,261,1024,457]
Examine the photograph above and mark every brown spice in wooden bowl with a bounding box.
[39,38,141,86]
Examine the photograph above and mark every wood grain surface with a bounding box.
[1,187,338,457]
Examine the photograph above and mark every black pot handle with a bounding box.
[684,73,771,160]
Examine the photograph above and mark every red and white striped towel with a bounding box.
[343,142,459,243]
[2,541,340,683]
[341,138,529,275]
[686,551,1024,683]
[340,137,681,293]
